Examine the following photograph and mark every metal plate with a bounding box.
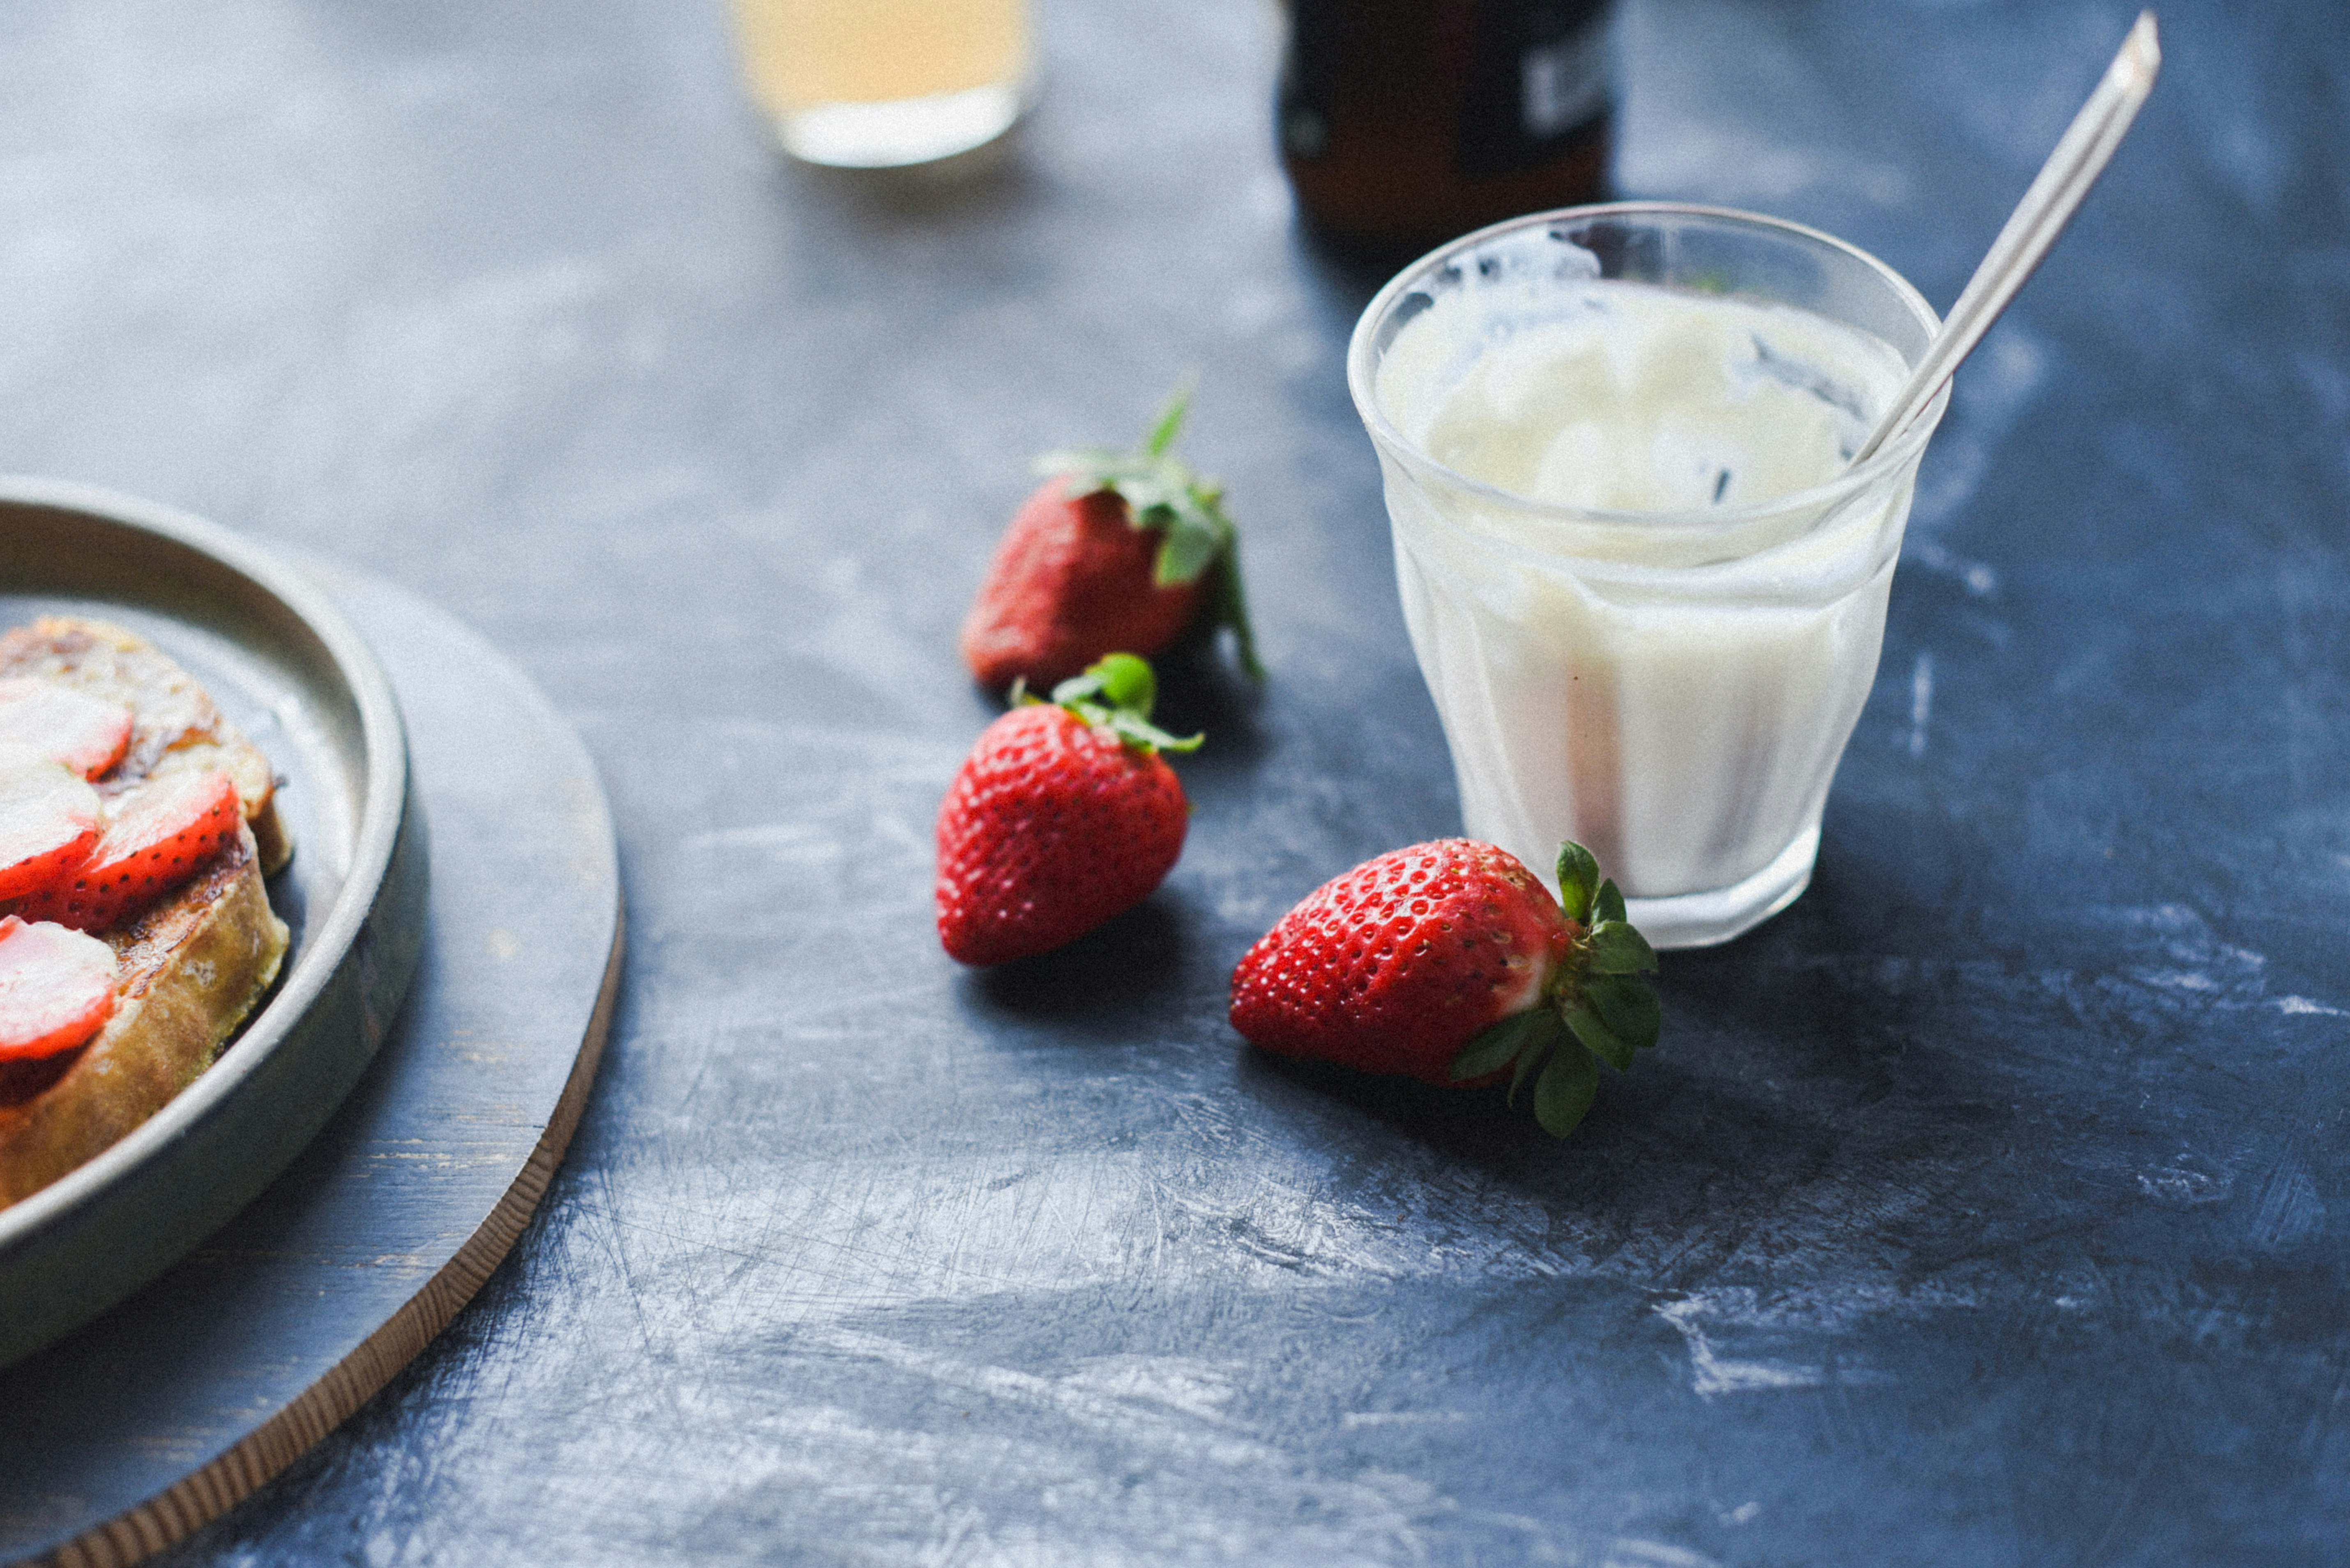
[0,478,426,1368]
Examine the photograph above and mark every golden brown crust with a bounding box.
[0,823,288,1206]
[0,617,290,874]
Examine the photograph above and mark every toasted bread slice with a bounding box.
[0,619,292,1209]
[0,617,289,874]
[0,823,286,1205]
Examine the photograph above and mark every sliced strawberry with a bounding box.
[0,678,133,779]
[19,769,241,933]
[0,761,101,902]
[0,915,118,1059]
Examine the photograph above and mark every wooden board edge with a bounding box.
[30,900,626,1568]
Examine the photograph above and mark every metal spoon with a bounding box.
[1850,11,2162,467]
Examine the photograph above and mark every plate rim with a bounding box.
[0,476,409,1257]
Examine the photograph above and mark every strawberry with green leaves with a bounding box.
[960,386,1259,693]
[1229,839,1662,1138]
[936,654,1201,966]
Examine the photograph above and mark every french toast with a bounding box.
[0,618,289,874]
[0,618,291,1209]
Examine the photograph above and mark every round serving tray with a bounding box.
[0,556,620,1568]
[0,479,426,1368]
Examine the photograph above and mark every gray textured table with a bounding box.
[2,1,2344,1563]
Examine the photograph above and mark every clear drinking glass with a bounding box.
[1346,204,1947,948]
[729,0,1034,168]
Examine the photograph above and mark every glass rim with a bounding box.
[1345,201,1949,532]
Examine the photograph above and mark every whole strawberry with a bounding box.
[936,654,1201,966]
[959,386,1260,692]
[1229,840,1661,1138]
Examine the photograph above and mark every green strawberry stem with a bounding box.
[1017,653,1203,756]
[1448,839,1662,1140]
[1205,549,1262,682]
[1034,380,1264,681]
[1144,377,1194,459]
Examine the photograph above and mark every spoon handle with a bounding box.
[1851,11,2162,467]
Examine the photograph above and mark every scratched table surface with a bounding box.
[0,0,2342,1563]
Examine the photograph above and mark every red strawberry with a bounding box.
[0,915,118,1059]
[20,769,242,933]
[959,386,1260,692]
[936,654,1199,966]
[1229,839,1662,1138]
[0,761,101,902]
[0,678,133,779]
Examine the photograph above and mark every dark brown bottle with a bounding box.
[1278,0,1615,263]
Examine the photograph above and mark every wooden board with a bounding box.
[0,559,621,1568]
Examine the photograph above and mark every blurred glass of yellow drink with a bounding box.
[730,0,1034,167]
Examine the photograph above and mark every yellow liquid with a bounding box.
[732,0,1031,113]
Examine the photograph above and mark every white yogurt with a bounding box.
[1403,283,1892,513]
[1365,270,1925,944]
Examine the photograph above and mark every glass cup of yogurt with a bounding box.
[1346,203,1947,948]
